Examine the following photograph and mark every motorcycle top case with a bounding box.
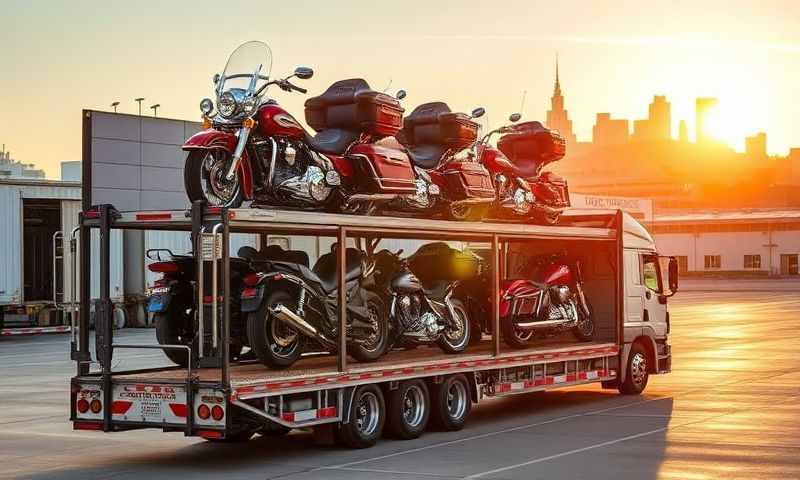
[497,121,566,171]
[305,78,404,138]
[349,143,416,194]
[408,242,482,282]
[402,102,479,150]
[441,161,496,201]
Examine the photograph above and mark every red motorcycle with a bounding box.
[183,41,418,212]
[390,102,496,221]
[477,115,570,225]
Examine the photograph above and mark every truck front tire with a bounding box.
[619,342,650,395]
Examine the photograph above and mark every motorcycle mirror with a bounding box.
[471,107,486,119]
[396,89,407,100]
[213,73,220,85]
[293,66,314,80]
[509,113,522,123]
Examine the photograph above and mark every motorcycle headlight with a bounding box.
[200,98,214,115]
[242,96,259,115]
[217,92,238,118]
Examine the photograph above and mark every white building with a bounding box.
[652,210,800,276]
[0,146,46,179]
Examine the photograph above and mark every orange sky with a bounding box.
[1,0,798,178]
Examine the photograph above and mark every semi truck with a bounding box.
[70,203,675,448]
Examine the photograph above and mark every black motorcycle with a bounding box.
[368,240,473,353]
[146,248,253,366]
[240,244,389,369]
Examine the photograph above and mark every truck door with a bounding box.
[624,250,644,334]
[641,254,668,338]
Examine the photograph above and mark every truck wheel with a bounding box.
[501,317,533,349]
[386,379,430,440]
[430,374,471,431]
[247,291,302,369]
[619,343,649,395]
[154,309,192,367]
[338,385,385,448]
[349,292,388,363]
[438,299,471,353]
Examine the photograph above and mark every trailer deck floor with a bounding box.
[114,336,615,386]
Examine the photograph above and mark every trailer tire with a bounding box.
[430,374,471,431]
[619,342,649,395]
[338,385,385,448]
[247,291,302,369]
[385,379,430,440]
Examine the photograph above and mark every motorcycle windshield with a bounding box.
[218,41,273,98]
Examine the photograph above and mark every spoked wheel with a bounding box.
[247,291,302,369]
[349,292,389,363]
[437,299,471,353]
[386,379,430,440]
[501,316,534,349]
[184,149,244,208]
[338,385,385,448]
[431,374,471,431]
[573,299,595,341]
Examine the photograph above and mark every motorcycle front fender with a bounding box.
[182,129,254,200]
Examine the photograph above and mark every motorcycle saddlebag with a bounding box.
[439,112,479,150]
[532,171,571,207]
[304,78,404,138]
[402,102,478,150]
[408,242,481,282]
[348,143,416,194]
[497,121,566,167]
[441,161,495,201]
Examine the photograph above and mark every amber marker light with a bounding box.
[242,117,256,129]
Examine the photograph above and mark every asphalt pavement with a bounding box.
[2,287,799,479]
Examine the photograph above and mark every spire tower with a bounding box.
[546,54,576,146]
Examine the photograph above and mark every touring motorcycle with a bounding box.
[367,240,472,353]
[462,251,594,349]
[477,114,571,225]
[239,244,388,369]
[388,102,496,220]
[183,41,420,213]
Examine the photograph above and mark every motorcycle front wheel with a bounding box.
[438,298,471,353]
[184,149,244,208]
[349,292,389,363]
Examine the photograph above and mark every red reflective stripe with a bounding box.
[111,400,133,415]
[136,212,172,221]
[197,429,223,439]
[318,407,337,418]
[74,421,103,431]
[281,412,295,422]
[169,403,187,417]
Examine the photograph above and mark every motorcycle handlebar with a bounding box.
[287,81,307,94]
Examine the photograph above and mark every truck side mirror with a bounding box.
[667,256,679,296]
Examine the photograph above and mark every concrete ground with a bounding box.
[2,288,800,479]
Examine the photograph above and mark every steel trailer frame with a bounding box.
[71,202,624,437]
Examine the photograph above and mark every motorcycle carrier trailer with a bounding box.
[70,202,661,443]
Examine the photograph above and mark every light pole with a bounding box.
[134,97,145,116]
[111,101,120,113]
[150,104,161,117]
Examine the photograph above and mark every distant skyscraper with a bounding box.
[648,95,671,139]
[546,57,577,145]
[695,97,719,144]
[745,132,767,160]
[592,113,629,146]
[678,120,688,143]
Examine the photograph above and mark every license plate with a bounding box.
[111,384,187,424]
[147,295,168,313]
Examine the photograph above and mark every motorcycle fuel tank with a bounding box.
[256,104,305,140]
[538,263,573,286]
[391,271,424,293]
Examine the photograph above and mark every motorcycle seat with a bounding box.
[238,245,310,267]
[305,128,360,155]
[312,247,363,293]
[406,144,445,170]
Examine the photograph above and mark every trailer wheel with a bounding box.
[247,291,302,369]
[338,385,385,448]
[386,379,430,440]
[437,299,471,353]
[430,374,471,431]
[619,342,649,395]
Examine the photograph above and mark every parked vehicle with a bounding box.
[183,40,420,214]
[368,240,472,353]
[478,114,570,225]
[146,249,254,366]
[390,102,496,220]
[240,243,389,368]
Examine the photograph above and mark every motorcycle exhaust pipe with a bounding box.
[513,318,576,331]
[270,304,337,348]
[346,193,401,204]
[451,197,495,208]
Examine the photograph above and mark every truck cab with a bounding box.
[617,213,677,393]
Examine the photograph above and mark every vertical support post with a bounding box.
[337,227,347,373]
[76,215,91,374]
[191,201,204,362]
[221,211,231,385]
[492,234,501,357]
[98,204,113,432]
[615,210,624,348]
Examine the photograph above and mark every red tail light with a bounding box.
[77,398,89,414]
[148,262,179,273]
[241,287,258,299]
[89,399,102,414]
[243,272,261,286]
[198,404,211,420]
[211,405,224,421]
[83,210,100,219]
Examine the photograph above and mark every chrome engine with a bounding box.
[400,167,439,210]
[258,138,339,206]
[396,294,444,341]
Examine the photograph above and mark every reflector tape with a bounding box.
[281,407,337,423]
[135,212,173,221]
[169,403,187,418]
[1,326,71,336]
[111,400,133,415]
[492,369,613,395]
